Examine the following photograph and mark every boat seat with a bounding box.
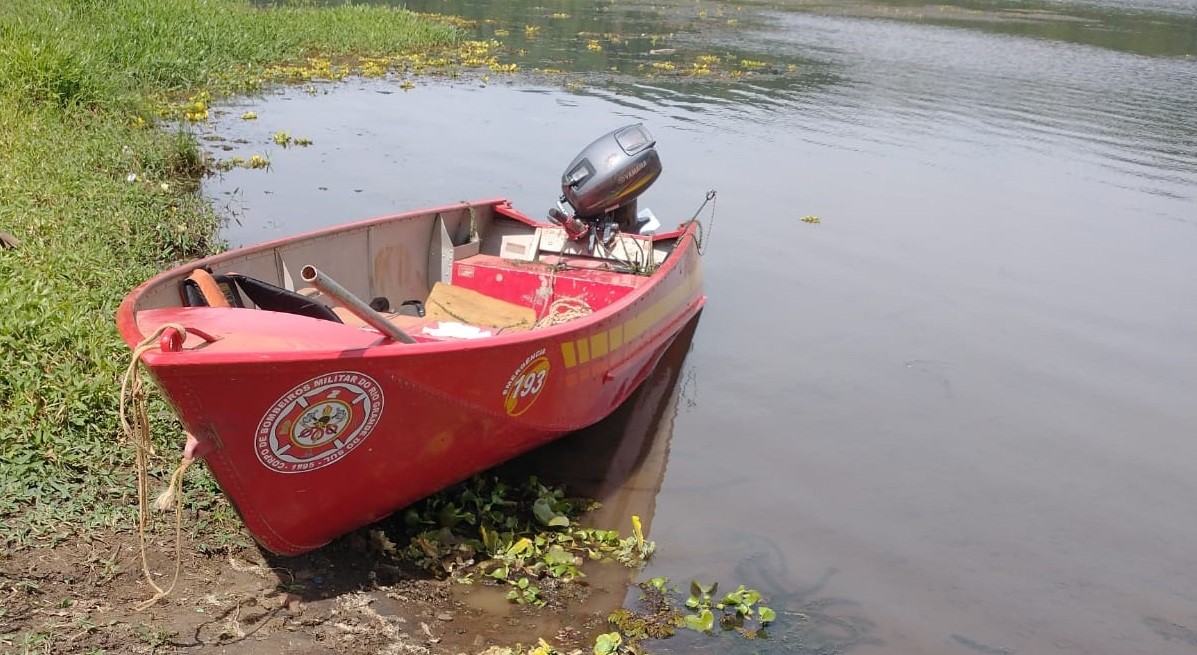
[183,270,344,323]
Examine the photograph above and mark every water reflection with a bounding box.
[308,0,846,111]
[320,0,1197,200]
[453,314,700,648]
[750,0,1197,58]
[501,313,702,534]
[502,316,881,654]
[746,9,1197,200]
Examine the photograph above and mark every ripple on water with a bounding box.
[727,11,1197,202]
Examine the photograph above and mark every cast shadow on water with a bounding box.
[491,308,880,654]
[647,532,881,655]
[239,311,877,652]
[735,543,881,654]
[1143,616,1197,650]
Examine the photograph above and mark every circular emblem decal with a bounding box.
[255,371,384,474]
[503,349,550,417]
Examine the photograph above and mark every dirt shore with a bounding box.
[1,523,624,654]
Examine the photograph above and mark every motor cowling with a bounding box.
[560,124,661,219]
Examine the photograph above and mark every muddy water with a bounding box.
[205,1,1197,653]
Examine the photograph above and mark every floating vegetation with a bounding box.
[801,215,821,224]
[215,154,270,171]
[578,530,885,654]
[606,49,784,84]
[269,131,311,148]
[398,475,655,611]
[239,111,257,120]
[608,579,682,643]
[156,40,519,122]
[422,12,476,30]
[177,92,210,122]
[598,576,775,653]
[263,57,347,83]
[358,57,389,77]
[682,580,776,634]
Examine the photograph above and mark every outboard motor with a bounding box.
[549,123,663,249]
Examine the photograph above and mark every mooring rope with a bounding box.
[534,296,593,328]
[119,323,192,610]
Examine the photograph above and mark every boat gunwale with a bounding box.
[116,198,701,364]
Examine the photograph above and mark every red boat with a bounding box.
[117,125,706,555]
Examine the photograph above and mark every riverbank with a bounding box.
[0,2,526,652]
[0,0,466,546]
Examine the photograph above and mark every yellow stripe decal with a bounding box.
[608,324,624,350]
[590,331,609,359]
[557,268,698,374]
[560,341,577,369]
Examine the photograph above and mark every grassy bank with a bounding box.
[0,0,461,547]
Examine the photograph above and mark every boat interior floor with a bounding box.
[167,247,656,348]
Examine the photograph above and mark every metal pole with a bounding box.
[300,265,415,344]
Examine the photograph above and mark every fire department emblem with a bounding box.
[255,371,384,474]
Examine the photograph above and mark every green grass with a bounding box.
[0,0,460,547]
[0,0,458,109]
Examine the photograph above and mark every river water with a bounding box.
[205,1,1197,653]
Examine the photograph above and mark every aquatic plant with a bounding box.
[601,576,776,653]
[399,475,656,605]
